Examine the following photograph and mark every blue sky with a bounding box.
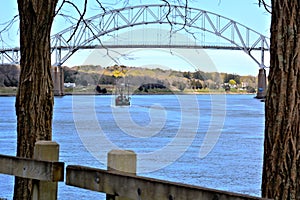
[0,0,271,76]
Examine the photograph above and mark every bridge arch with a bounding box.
[50,4,269,67]
[0,4,269,98]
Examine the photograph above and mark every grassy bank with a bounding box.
[0,87,17,96]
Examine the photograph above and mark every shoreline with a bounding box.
[0,87,257,96]
[0,93,16,97]
[0,92,257,96]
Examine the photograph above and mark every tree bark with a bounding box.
[14,0,58,199]
[262,1,300,199]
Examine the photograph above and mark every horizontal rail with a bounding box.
[66,165,268,200]
[0,154,64,182]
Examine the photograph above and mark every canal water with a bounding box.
[0,94,264,199]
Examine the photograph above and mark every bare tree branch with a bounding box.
[0,15,19,34]
[0,15,19,47]
[161,0,173,29]
[62,0,88,43]
[258,0,272,14]
[160,0,175,55]
[55,0,127,65]
[57,13,79,24]
[92,0,125,64]
[161,0,192,55]
[95,0,106,13]
[55,0,66,16]
[173,0,188,33]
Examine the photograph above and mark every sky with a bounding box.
[0,0,271,76]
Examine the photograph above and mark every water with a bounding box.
[0,94,265,199]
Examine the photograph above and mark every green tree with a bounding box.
[193,70,206,81]
[195,80,203,89]
[183,71,191,79]
[223,73,240,84]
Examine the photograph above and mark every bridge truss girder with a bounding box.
[0,48,20,64]
[1,4,270,68]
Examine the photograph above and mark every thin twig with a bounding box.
[258,0,272,13]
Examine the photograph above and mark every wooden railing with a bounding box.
[0,141,64,200]
[0,141,270,200]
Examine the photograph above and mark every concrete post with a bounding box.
[32,141,60,200]
[107,150,137,200]
[256,68,267,99]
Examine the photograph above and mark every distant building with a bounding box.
[64,82,76,88]
[241,82,248,88]
[241,82,249,90]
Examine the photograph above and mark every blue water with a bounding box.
[0,94,264,199]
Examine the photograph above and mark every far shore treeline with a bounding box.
[0,64,257,94]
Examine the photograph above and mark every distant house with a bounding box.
[241,82,249,89]
[64,82,76,88]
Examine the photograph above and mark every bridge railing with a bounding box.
[0,141,270,200]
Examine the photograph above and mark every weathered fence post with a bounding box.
[32,141,60,200]
[107,150,137,200]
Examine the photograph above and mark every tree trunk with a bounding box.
[262,1,300,199]
[14,0,58,199]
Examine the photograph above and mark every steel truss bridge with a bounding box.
[1,4,269,68]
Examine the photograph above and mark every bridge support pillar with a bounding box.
[52,66,64,96]
[256,68,266,99]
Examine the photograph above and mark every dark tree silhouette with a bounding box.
[14,0,58,198]
[262,1,300,199]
